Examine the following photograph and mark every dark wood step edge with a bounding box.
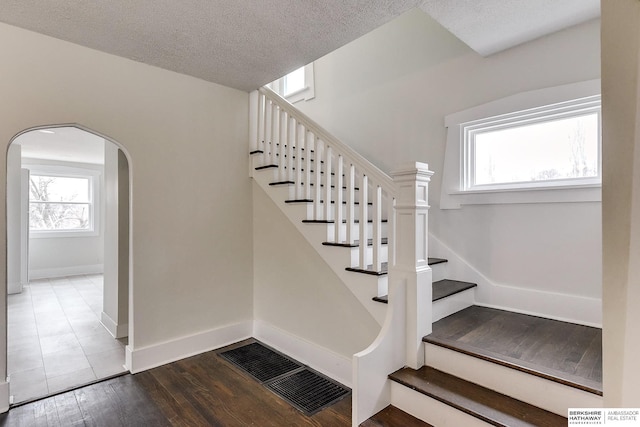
[432,280,477,302]
[422,336,603,396]
[372,258,450,304]
[323,238,389,248]
[360,405,433,427]
[389,366,567,427]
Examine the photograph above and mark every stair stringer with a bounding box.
[253,167,387,325]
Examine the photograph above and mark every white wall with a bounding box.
[253,183,380,360]
[6,144,23,294]
[0,21,252,396]
[295,9,602,324]
[22,158,105,279]
[601,0,640,407]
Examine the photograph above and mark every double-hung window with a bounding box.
[28,166,99,237]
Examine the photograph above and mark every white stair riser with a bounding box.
[431,261,448,282]
[432,288,475,322]
[423,343,603,416]
[390,381,491,427]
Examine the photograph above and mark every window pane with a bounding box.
[473,113,599,186]
[30,175,90,202]
[284,67,305,96]
[29,202,90,231]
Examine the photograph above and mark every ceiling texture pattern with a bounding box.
[0,1,600,92]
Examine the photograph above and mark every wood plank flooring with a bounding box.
[424,306,602,394]
[0,339,352,426]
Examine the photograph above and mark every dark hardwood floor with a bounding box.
[424,305,603,394]
[0,339,351,426]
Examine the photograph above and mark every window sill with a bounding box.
[441,184,601,209]
[30,230,99,239]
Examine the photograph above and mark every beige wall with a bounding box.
[0,21,252,381]
[296,9,602,323]
[601,0,640,407]
[252,183,380,358]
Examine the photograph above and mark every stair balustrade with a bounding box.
[252,87,395,273]
[249,87,434,426]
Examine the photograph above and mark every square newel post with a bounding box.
[391,162,434,369]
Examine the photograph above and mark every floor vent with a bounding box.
[219,342,301,383]
[266,368,350,415]
[219,341,350,415]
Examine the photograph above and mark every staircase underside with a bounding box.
[424,305,603,395]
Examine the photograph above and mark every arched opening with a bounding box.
[6,125,132,405]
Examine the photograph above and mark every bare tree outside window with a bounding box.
[29,175,91,231]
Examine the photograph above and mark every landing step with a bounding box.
[360,405,432,427]
[373,259,452,304]
[432,279,477,301]
[323,238,389,248]
[424,306,603,395]
[389,366,566,427]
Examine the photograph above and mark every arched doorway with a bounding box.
[6,125,131,405]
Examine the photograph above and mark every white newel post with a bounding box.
[391,162,434,369]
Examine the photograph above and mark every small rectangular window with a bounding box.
[29,174,94,232]
[269,63,315,103]
[283,67,306,96]
[463,96,601,191]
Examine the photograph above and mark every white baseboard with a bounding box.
[126,321,252,374]
[100,312,128,339]
[0,380,9,413]
[253,319,352,388]
[429,233,602,327]
[29,264,104,280]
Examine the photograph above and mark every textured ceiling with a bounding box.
[420,0,600,56]
[0,1,601,91]
[0,0,420,91]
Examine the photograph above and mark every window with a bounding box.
[270,63,315,103]
[463,97,601,191]
[28,166,100,237]
[440,79,602,209]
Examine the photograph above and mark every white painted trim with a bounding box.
[391,381,490,427]
[0,381,9,414]
[29,263,104,280]
[432,287,475,322]
[430,233,602,327]
[127,321,252,374]
[441,79,602,209]
[100,312,128,339]
[424,343,603,415]
[253,319,352,388]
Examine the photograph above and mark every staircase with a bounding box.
[249,87,602,426]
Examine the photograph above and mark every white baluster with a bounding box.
[334,155,344,242]
[359,174,368,269]
[265,100,272,165]
[270,103,278,165]
[287,117,295,182]
[279,110,287,181]
[295,124,303,198]
[324,146,333,223]
[388,195,396,267]
[304,130,312,200]
[346,164,355,244]
[372,184,382,272]
[313,138,323,220]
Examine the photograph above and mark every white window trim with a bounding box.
[440,79,601,209]
[27,164,101,238]
[270,63,315,104]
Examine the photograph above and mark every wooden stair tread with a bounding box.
[323,238,389,248]
[360,405,432,427]
[372,258,450,304]
[424,306,603,395]
[389,366,566,427]
[346,262,388,276]
[432,279,477,301]
[301,219,389,224]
